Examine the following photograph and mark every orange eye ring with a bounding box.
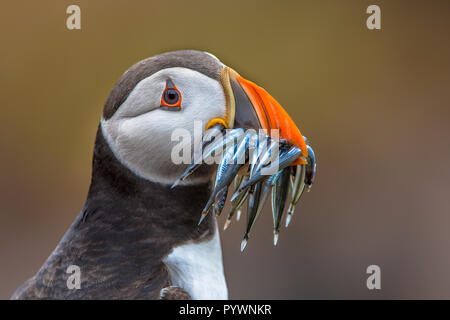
[160,79,182,111]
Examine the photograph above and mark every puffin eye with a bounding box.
[160,79,182,111]
[163,89,179,105]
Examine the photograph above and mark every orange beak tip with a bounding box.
[293,157,308,166]
[234,74,309,158]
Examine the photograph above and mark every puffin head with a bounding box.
[101,50,308,185]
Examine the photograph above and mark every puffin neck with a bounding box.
[82,126,216,249]
[26,127,215,299]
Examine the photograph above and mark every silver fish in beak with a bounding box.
[272,168,291,245]
[173,66,317,250]
[198,130,254,224]
[286,143,317,227]
[171,127,245,188]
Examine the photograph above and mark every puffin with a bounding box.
[12,50,312,300]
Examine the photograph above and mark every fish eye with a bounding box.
[160,79,182,111]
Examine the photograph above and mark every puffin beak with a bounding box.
[221,67,308,165]
[179,66,316,236]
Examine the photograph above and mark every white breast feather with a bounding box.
[163,223,228,300]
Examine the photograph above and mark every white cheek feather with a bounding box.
[101,67,227,185]
[163,222,228,300]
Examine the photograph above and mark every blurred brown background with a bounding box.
[1,0,450,299]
